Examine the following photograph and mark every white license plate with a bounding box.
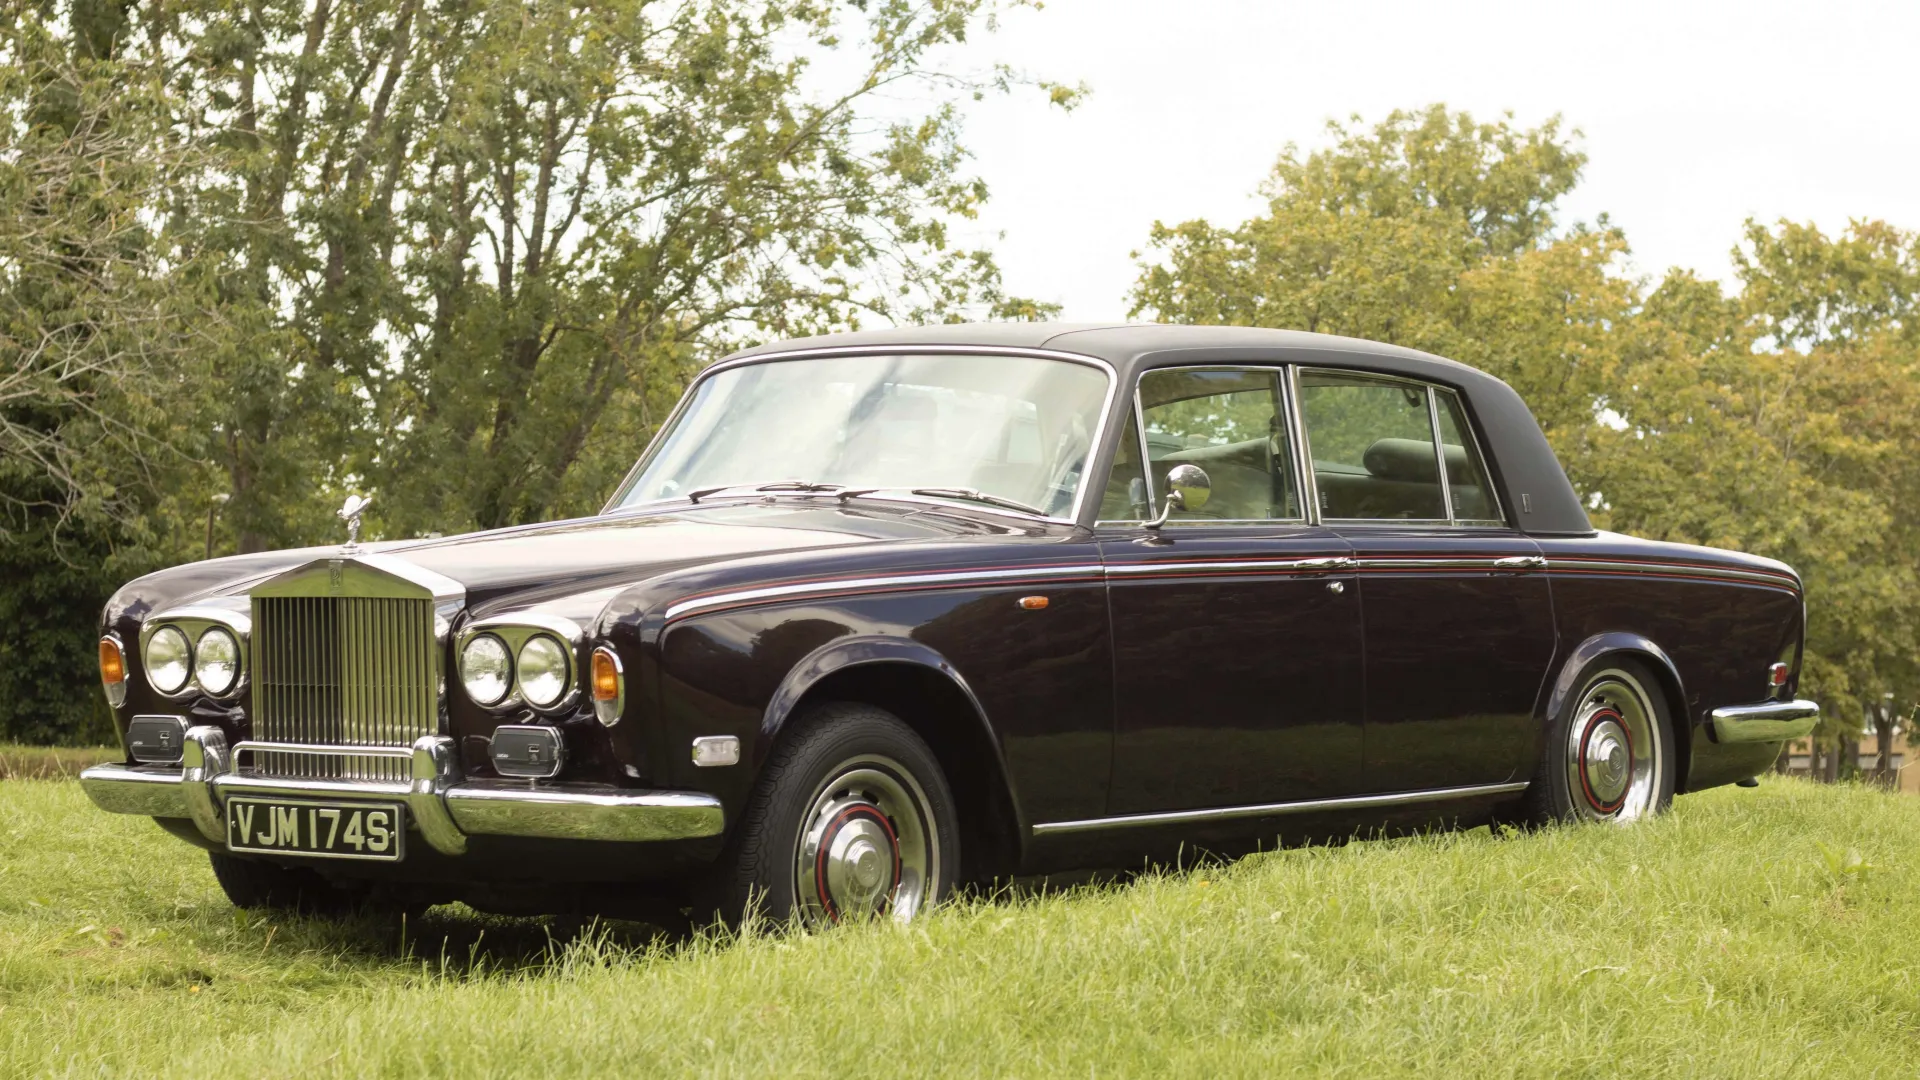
[225,798,406,862]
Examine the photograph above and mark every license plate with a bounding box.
[225,798,406,862]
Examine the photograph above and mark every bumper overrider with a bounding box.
[79,727,724,856]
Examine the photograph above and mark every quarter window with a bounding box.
[1434,389,1502,524]
[1127,368,1302,521]
[1298,371,1502,525]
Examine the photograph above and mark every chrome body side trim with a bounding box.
[1548,558,1801,591]
[601,344,1120,527]
[663,563,1104,621]
[1031,781,1530,835]
[1106,556,1354,576]
[1709,699,1820,744]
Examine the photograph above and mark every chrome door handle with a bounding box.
[1295,556,1357,572]
[1326,580,1346,595]
[1492,555,1547,570]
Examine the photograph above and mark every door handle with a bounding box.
[1492,555,1547,570]
[1294,556,1357,572]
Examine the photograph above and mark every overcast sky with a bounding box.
[933,0,1920,321]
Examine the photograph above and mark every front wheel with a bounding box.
[712,702,959,928]
[1520,660,1676,826]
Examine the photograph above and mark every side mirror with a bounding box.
[1145,463,1211,529]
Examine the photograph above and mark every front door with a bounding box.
[1296,370,1557,793]
[1098,367,1366,815]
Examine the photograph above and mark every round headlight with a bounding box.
[194,627,241,695]
[460,634,512,706]
[516,634,570,708]
[144,625,192,694]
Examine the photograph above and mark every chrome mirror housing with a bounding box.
[1145,463,1211,529]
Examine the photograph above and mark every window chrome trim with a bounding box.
[1107,363,1310,527]
[1433,386,1508,527]
[1293,367,1514,530]
[1031,781,1531,835]
[599,344,1121,527]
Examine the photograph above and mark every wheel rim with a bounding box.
[794,755,938,925]
[1565,669,1661,823]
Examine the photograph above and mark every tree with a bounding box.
[1129,106,1920,742]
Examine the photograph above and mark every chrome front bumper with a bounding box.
[1710,699,1821,744]
[79,727,724,856]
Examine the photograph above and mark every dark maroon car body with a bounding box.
[85,324,1811,907]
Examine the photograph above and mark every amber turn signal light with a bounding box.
[99,635,128,708]
[591,648,620,701]
[1016,595,1049,611]
[99,637,126,686]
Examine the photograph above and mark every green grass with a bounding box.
[3,778,1917,1078]
[0,745,120,780]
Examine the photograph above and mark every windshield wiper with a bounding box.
[686,480,844,503]
[908,487,1048,517]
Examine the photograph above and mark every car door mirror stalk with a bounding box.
[1144,464,1211,530]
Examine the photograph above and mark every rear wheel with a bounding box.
[712,702,958,928]
[1521,659,1675,826]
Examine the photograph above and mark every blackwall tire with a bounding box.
[1520,658,1677,827]
[712,702,960,929]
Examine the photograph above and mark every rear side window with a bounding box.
[1434,389,1501,524]
[1297,371,1503,526]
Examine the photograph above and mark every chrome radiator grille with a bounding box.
[248,596,438,782]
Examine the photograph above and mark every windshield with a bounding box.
[612,353,1111,518]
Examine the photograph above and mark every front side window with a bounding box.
[611,353,1111,518]
[1297,370,1503,525]
[1123,368,1301,521]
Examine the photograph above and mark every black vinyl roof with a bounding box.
[727,323,1594,536]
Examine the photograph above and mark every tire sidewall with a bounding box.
[720,703,960,927]
[1534,657,1678,825]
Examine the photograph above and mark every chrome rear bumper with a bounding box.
[1709,699,1821,744]
[79,727,724,856]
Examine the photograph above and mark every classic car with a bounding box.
[80,323,1821,926]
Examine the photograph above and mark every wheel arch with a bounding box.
[1545,632,1693,791]
[759,636,1026,881]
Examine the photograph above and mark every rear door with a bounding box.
[1294,370,1556,794]
[1098,366,1365,815]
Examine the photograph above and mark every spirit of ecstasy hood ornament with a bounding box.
[337,493,372,551]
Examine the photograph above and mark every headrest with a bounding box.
[1362,438,1472,483]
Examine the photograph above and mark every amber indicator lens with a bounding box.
[1016,595,1050,611]
[592,649,620,701]
[98,637,126,685]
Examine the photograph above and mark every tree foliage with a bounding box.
[1132,105,1920,740]
[0,0,1059,742]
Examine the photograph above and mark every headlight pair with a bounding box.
[143,622,245,697]
[459,630,573,710]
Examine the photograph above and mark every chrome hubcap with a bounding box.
[796,756,937,925]
[1565,671,1661,822]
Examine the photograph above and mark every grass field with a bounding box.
[3,777,1917,1078]
[0,745,121,780]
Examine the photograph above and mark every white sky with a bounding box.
[936,0,1920,321]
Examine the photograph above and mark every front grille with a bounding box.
[249,596,438,782]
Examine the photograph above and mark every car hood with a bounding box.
[108,500,1051,625]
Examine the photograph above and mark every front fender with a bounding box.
[759,635,999,763]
